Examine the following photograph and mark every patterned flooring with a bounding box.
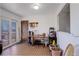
[2,42,51,56]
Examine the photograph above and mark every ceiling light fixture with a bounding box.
[32,3,40,10]
[33,5,39,10]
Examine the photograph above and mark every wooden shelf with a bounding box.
[29,22,38,28]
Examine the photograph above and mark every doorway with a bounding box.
[21,21,28,42]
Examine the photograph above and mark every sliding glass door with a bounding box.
[1,17,17,48]
[11,20,16,43]
[1,18,9,47]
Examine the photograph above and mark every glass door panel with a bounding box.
[1,19,9,47]
[11,21,16,43]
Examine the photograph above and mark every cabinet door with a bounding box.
[1,19,9,47]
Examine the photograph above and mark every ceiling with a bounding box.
[0,3,61,18]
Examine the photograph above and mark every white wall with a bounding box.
[70,4,79,36]
[0,8,21,20]
[22,14,58,35]
[69,4,79,55]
